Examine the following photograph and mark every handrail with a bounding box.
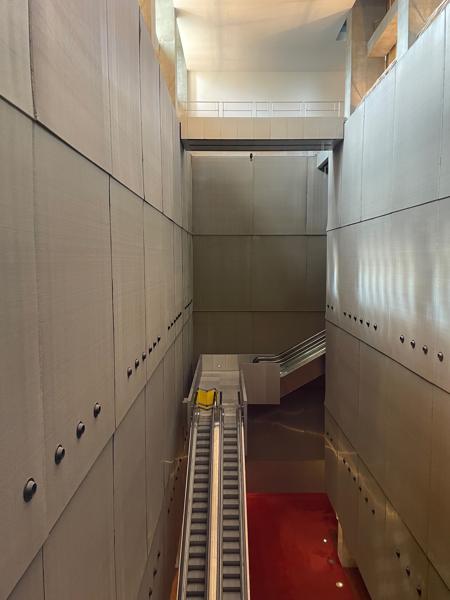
[237,403,250,600]
[182,100,343,119]
[253,330,326,364]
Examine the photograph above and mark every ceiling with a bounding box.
[174,0,354,72]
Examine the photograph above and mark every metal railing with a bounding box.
[183,100,343,118]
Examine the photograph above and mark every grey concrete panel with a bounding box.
[194,236,252,310]
[305,236,326,310]
[30,0,111,171]
[433,197,450,392]
[140,16,162,210]
[251,236,307,311]
[361,66,396,220]
[110,179,146,424]
[107,0,143,195]
[144,203,164,379]
[0,101,46,600]
[0,0,33,114]
[429,386,450,589]
[340,103,364,226]
[385,361,432,551]
[357,460,387,600]
[113,391,147,600]
[253,156,307,234]
[357,344,389,489]
[8,551,44,600]
[160,77,174,220]
[43,442,115,600]
[251,311,325,354]
[388,204,438,382]
[194,312,253,357]
[192,156,253,235]
[384,502,429,600]
[392,12,444,211]
[146,363,165,549]
[306,157,328,234]
[34,127,115,528]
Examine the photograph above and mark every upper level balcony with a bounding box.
[180,100,345,151]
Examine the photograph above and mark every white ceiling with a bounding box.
[174,0,354,72]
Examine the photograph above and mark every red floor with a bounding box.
[247,493,368,600]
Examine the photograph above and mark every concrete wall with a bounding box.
[326,7,450,598]
[192,153,328,357]
[0,3,193,599]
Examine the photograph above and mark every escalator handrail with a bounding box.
[279,337,326,368]
[253,330,326,364]
[280,340,326,377]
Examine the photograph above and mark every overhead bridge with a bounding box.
[178,359,250,599]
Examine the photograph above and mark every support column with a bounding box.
[397,0,443,58]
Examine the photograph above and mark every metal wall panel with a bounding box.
[144,204,164,379]
[334,326,360,446]
[357,460,387,600]
[0,101,46,600]
[327,143,342,231]
[192,156,253,235]
[253,156,307,234]
[140,16,162,211]
[110,179,146,424]
[30,0,111,171]
[324,409,340,512]
[392,12,444,211]
[43,442,115,600]
[107,0,143,196]
[306,157,328,234]
[439,5,450,199]
[182,151,192,232]
[325,229,340,327]
[0,0,33,114]
[174,226,183,338]
[305,236,326,310]
[194,312,253,357]
[145,362,165,549]
[163,218,175,348]
[384,502,429,600]
[172,117,183,227]
[194,236,252,310]
[325,322,340,423]
[160,77,174,220]
[388,204,438,381]
[336,432,359,559]
[113,391,147,600]
[8,551,44,600]
[428,386,450,589]
[251,311,325,354]
[335,224,361,337]
[428,565,450,599]
[357,344,389,489]
[138,518,165,600]
[340,103,364,226]
[385,361,432,551]
[361,66,396,220]
[433,197,450,392]
[35,127,115,528]
[163,344,177,485]
[251,236,307,310]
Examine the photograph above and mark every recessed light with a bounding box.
[336,581,344,589]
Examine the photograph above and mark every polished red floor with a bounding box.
[247,493,368,600]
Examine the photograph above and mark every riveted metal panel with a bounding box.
[44,442,115,600]
[433,197,450,392]
[251,236,307,310]
[324,409,341,512]
[336,431,359,559]
[30,0,111,171]
[107,0,143,195]
[325,229,340,327]
[253,156,307,234]
[361,66,396,220]
[173,117,183,227]
[146,362,165,549]
[392,11,445,211]
[388,204,438,381]
[385,361,432,551]
[194,236,252,310]
[428,386,450,589]
[357,460,387,600]
[305,236,326,310]
[114,391,147,600]
[35,126,115,528]
[327,143,342,231]
[306,156,328,234]
[8,551,44,600]
[194,311,253,357]
[138,517,165,600]
[357,216,392,356]
[384,501,429,600]
[428,565,450,599]
[325,321,340,423]
[192,156,253,234]
[182,151,192,232]
[0,0,33,114]
[252,311,325,354]
[340,103,364,226]
[144,204,164,379]
[163,343,176,485]
[335,224,361,338]
[160,77,174,220]
[357,343,389,489]
[140,17,162,211]
[439,5,450,199]
[174,226,183,338]
[334,327,360,447]
[110,179,146,424]
[162,217,175,349]
[0,101,46,600]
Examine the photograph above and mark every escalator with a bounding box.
[253,330,326,397]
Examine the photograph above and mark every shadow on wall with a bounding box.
[246,377,325,493]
